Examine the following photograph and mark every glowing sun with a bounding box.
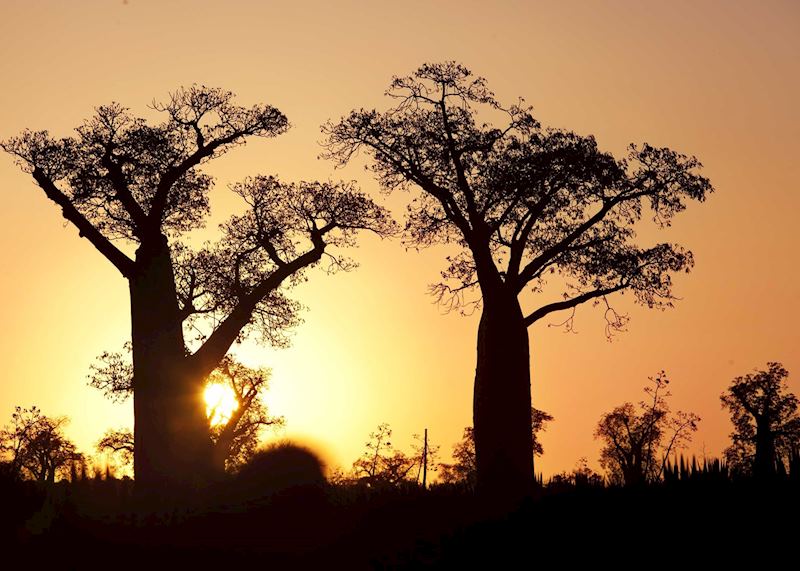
[204,383,239,426]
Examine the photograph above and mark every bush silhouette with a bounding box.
[234,441,325,502]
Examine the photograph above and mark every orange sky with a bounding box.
[0,0,798,477]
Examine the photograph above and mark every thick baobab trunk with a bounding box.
[753,418,776,480]
[622,457,645,487]
[130,237,215,489]
[473,283,534,503]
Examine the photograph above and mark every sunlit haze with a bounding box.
[0,0,798,478]
[204,384,239,427]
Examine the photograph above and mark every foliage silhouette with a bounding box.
[547,457,603,489]
[233,441,325,504]
[595,372,699,486]
[438,427,477,489]
[92,351,284,472]
[2,86,395,488]
[323,61,712,500]
[343,423,439,488]
[662,455,730,484]
[87,342,133,404]
[207,357,285,471]
[0,406,82,482]
[721,362,800,479]
[96,428,134,470]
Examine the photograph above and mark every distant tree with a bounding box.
[531,408,554,458]
[97,428,134,470]
[0,406,82,482]
[323,62,712,499]
[595,372,699,486]
[720,362,800,479]
[349,423,435,487]
[2,86,395,488]
[548,457,604,488]
[208,357,284,471]
[92,352,283,472]
[351,423,414,486]
[438,427,477,489]
[439,408,553,489]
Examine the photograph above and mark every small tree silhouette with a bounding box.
[721,362,800,479]
[348,423,437,488]
[595,372,699,486]
[97,428,134,469]
[0,406,82,482]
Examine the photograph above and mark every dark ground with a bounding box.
[2,475,798,568]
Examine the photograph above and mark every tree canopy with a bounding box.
[323,62,711,328]
[595,372,699,486]
[721,362,800,478]
[323,61,711,499]
[3,85,395,487]
[0,406,82,482]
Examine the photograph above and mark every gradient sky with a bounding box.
[0,0,798,477]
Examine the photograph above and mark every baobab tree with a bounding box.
[2,86,394,488]
[93,353,283,472]
[0,406,82,482]
[97,428,135,471]
[438,408,553,489]
[324,62,712,499]
[721,362,800,478]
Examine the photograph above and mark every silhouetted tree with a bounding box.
[92,351,283,472]
[0,406,82,482]
[595,372,699,486]
[351,423,413,486]
[720,362,800,479]
[439,407,553,489]
[208,357,284,471]
[548,457,604,488]
[2,87,395,488]
[97,428,134,468]
[438,427,477,489]
[323,62,712,500]
[349,423,434,487]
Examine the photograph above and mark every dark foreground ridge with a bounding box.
[3,472,799,568]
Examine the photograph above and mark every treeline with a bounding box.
[332,361,800,491]
[2,359,798,490]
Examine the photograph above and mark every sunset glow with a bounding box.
[204,383,238,427]
[1,0,799,561]
[0,0,797,480]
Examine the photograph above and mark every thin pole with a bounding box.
[422,428,428,489]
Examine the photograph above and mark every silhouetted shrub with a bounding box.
[234,441,325,503]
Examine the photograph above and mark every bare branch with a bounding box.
[32,168,135,278]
